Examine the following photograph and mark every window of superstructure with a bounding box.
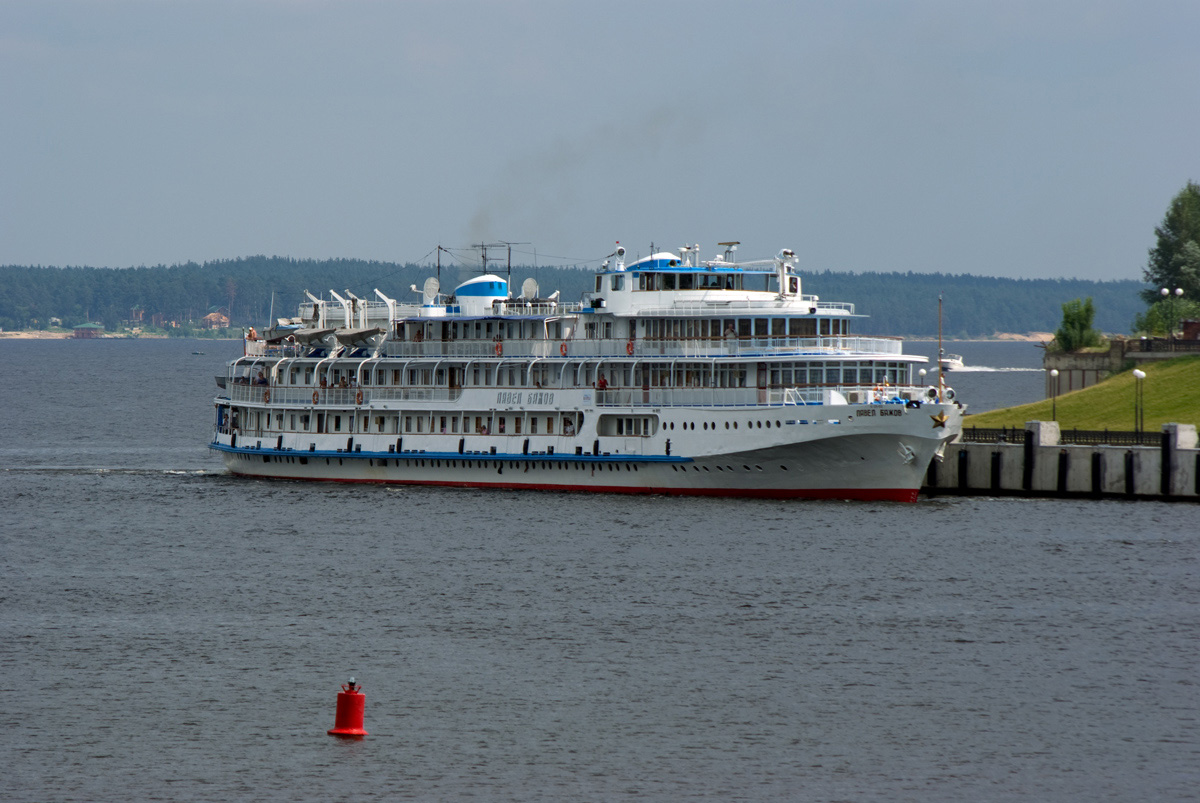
[755,319,768,337]
[611,275,623,291]
[772,319,786,337]
[738,319,752,338]
[334,415,342,432]
[679,274,694,290]
[819,319,831,336]
[595,276,603,292]
[662,273,676,290]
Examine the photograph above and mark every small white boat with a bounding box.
[939,353,964,371]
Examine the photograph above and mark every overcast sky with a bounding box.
[2,0,1197,280]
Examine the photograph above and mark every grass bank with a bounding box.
[965,355,1200,430]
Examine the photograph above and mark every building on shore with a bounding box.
[1044,334,1200,396]
[72,322,104,339]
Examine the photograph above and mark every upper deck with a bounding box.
[251,242,905,366]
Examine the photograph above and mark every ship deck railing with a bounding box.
[225,382,924,409]
[378,335,906,360]
[226,385,464,406]
[633,298,856,316]
[593,385,922,408]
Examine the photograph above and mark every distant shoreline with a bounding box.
[0,331,239,341]
[908,332,1053,343]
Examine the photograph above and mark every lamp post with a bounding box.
[1132,368,1146,434]
[1161,287,1184,350]
[1050,369,1059,421]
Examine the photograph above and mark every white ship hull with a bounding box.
[211,400,960,502]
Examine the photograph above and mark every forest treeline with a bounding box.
[0,256,1147,338]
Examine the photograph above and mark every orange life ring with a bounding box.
[495,341,503,357]
[626,339,634,356]
[355,390,364,405]
[313,390,319,404]
[560,342,568,357]
[262,389,270,404]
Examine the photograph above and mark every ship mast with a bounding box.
[938,294,945,398]
[499,241,529,297]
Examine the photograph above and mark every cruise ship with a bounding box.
[210,242,963,501]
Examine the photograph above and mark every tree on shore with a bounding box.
[1142,180,1200,304]
[1052,297,1102,352]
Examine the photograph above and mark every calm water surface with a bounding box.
[1,339,1196,801]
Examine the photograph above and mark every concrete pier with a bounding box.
[924,422,1199,501]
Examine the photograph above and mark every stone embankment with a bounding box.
[924,422,1198,501]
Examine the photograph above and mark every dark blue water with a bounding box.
[906,340,1046,414]
[2,339,1197,801]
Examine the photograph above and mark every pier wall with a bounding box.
[923,422,1199,501]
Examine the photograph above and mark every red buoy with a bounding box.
[327,677,368,738]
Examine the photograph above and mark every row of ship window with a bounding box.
[236,452,789,474]
[664,419,784,431]
[392,316,847,342]
[260,360,910,388]
[227,409,792,438]
[229,410,584,436]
